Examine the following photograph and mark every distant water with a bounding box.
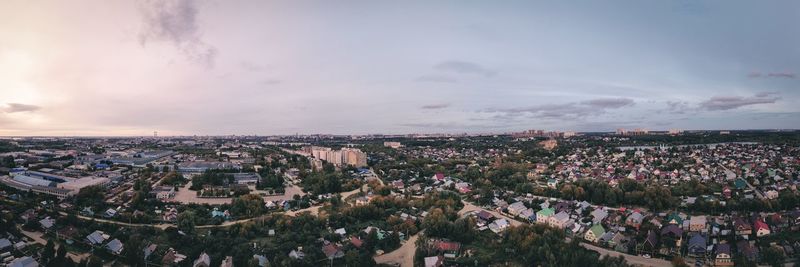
[617,142,759,151]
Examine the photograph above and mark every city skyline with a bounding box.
[1,0,799,136]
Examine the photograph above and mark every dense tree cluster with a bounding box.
[190,170,235,190]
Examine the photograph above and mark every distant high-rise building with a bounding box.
[383,141,402,148]
[668,129,683,135]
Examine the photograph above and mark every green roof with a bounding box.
[589,224,605,237]
[537,207,555,217]
[666,213,683,224]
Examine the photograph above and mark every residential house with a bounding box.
[424,256,444,267]
[489,219,510,233]
[591,208,609,224]
[507,201,527,216]
[433,239,461,258]
[536,208,555,224]
[754,219,770,237]
[519,208,536,222]
[193,252,210,267]
[713,243,734,266]
[585,224,606,243]
[220,256,234,267]
[549,211,570,229]
[637,230,658,255]
[86,230,108,246]
[322,243,344,259]
[733,217,752,238]
[687,233,707,257]
[689,216,707,232]
[105,239,124,255]
[9,257,38,267]
[626,212,644,229]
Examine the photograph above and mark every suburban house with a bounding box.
[549,211,571,229]
[585,224,606,243]
[753,219,770,237]
[734,217,752,237]
[536,208,555,224]
[713,243,734,266]
[625,212,644,229]
[687,233,707,257]
[689,216,707,232]
[106,239,124,255]
[591,208,609,224]
[507,201,527,216]
[86,230,108,246]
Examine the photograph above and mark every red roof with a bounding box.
[435,173,444,180]
[350,237,363,248]
[754,220,769,231]
[436,241,461,252]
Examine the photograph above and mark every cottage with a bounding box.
[733,217,752,237]
[753,219,770,237]
[549,211,571,229]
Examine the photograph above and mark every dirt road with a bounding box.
[374,232,419,267]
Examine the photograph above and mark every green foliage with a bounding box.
[231,194,266,218]
[190,170,234,190]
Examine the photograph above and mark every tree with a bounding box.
[762,246,785,267]
[42,239,55,263]
[177,211,197,234]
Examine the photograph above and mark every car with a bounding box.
[641,254,651,259]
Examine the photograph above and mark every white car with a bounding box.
[642,254,651,259]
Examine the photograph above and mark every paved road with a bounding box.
[580,242,671,267]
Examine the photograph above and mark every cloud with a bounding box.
[484,97,635,120]
[699,94,780,111]
[421,103,450,110]
[580,98,635,109]
[748,71,796,79]
[137,0,217,68]
[240,61,265,72]
[416,74,457,83]
[665,100,690,114]
[434,60,496,77]
[4,103,41,113]
[260,79,282,85]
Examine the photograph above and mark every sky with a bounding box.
[0,0,798,136]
